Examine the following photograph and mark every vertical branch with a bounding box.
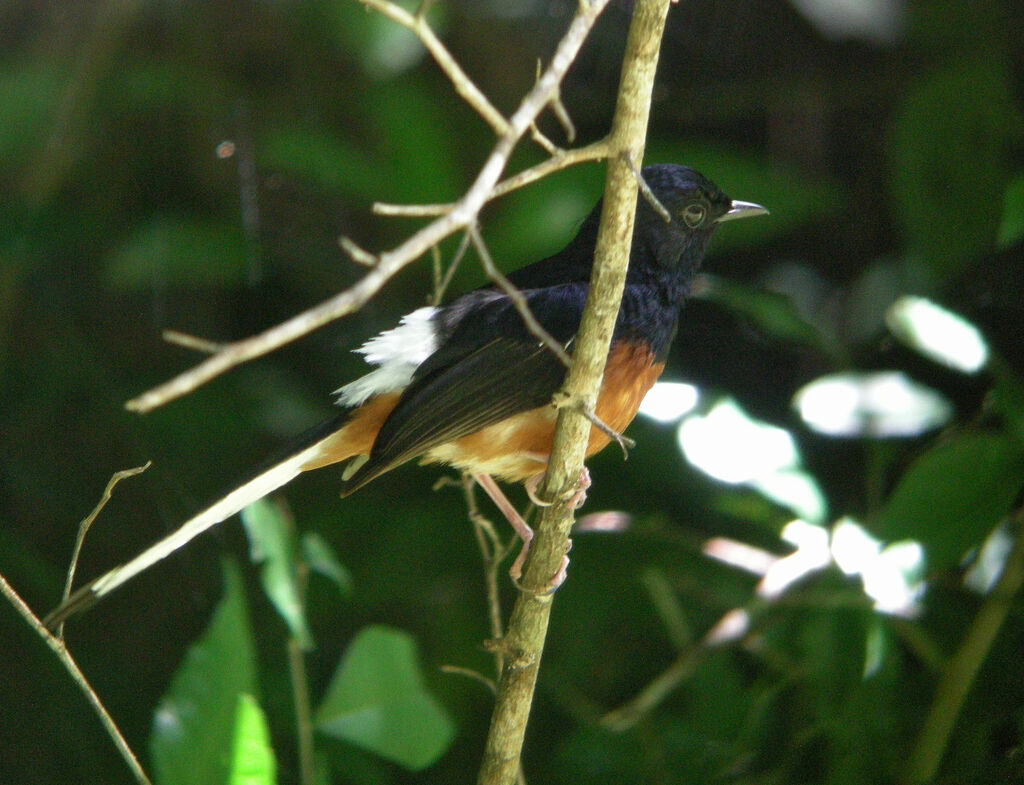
[902,510,1024,785]
[475,3,672,784]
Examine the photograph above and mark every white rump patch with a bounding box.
[334,306,439,406]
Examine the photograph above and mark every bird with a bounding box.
[44,164,767,628]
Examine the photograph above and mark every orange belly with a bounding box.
[424,342,664,481]
[305,341,664,483]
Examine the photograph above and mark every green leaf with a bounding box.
[241,498,313,650]
[874,432,1024,568]
[228,695,277,785]
[997,173,1024,249]
[890,60,1023,276]
[150,561,259,785]
[105,214,249,288]
[322,0,444,78]
[301,532,353,596]
[702,274,830,352]
[315,626,455,770]
[0,62,64,161]
[258,126,384,201]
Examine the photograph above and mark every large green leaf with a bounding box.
[890,60,1023,276]
[0,62,64,161]
[227,695,277,785]
[874,432,1024,568]
[314,626,455,771]
[151,561,260,785]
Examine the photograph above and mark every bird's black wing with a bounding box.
[340,284,586,494]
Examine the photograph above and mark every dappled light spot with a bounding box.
[886,295,989,373]
[794,371,953,437]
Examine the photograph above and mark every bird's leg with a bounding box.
[472,472,569,590]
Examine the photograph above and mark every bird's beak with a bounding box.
[716,200,769,222]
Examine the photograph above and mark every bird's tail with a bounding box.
[44,412,354,630]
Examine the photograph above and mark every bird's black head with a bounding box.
[633,163,765,277]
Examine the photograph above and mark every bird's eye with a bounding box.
[682,203,706,228]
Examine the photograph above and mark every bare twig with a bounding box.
[163,331,223,354]
[0,575,153,785]
[623,150,670,223]
[357,0,509,136]
[126,0,611,414]
[529,122,563,156]
[459,473,512,672]
[373,137,611,218]
[58,462,151,635]
[468,222,572,368]
[338,236,378,267]
[430,230,472,306]
[551,390,636,457]
[3,467,157,785]
[576,400,636,458]
[440,665,498,695]
[536,58,577,143]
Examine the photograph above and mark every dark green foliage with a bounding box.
[2,2,1023,784]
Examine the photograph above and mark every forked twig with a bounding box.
[126,0,611,414]
[2,464,156,785]
[373,137,611,218]
[59,462,152,632]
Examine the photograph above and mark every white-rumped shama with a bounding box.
[45,164,766,627]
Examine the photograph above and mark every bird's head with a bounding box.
[634,163,767,274]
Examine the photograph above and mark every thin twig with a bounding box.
[469,223,572,368]
[533,58,576,146]
[127,0,610,414]
[2,583,151,784]
[529,123,562,156]
[552,392,636,458]
[58,462,151,636]
[338,236,378,267]
[623,150,670,223]
[440,665,498,695]
[357,0,509,136]
[163,331,223,354]
[373,137,611,218]
[286,545,317,785]
[600,606,749,731]
[459,472,511,674]
[431,230,472,306]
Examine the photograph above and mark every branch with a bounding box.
[1,465,156,785]
[475,3,672,784]
[372,137,611,218]
[126,0,612,414]
[357,0,509,136]
[902,509,1024,785]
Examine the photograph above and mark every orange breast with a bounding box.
[304,342,665,484]
[425,341,665,482]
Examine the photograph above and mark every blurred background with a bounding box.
[2,1,1023,783]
